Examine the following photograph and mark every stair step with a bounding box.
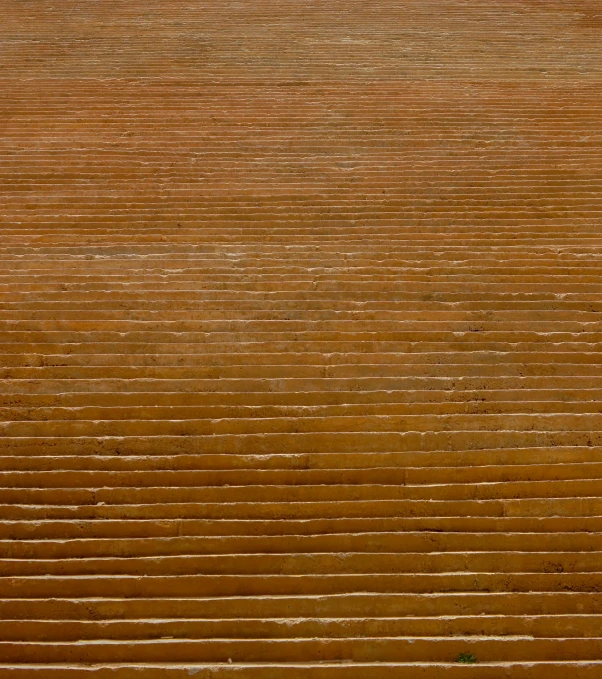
[0,516,600,539]
[0,551,597,576]
[1,637,602,664]
[3,573,602,598]
[0,663,601,679]
[2,497,600,520]
[2,533,599,558]
[2,616,602,641]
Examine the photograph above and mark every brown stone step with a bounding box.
[1,389,600,409]
[2,533,598,559]
[2,478,602,505]
[0,663,601,679]
[3,412,602,438]
[1,431,601,456]
[2,496,597,521]
[2,615,602,642]
[1,459,601,484]
[3,592,600,621]
[3,400,602,421]
[5,364,602,382]
[3,663,600,678]
[0,551,597,577]
[3,572,602,600]
[3,331,602,346]
[0,445,597,469]
[3,363,602,382]
[1,515,599,540]
[6,377,602,398]
[2,636,602,664]
[0,461,599,485]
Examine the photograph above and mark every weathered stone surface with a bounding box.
[1,0,602,674]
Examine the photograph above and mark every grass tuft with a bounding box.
[456,652,477,664]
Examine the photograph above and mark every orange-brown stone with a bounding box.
[1,0,602,675]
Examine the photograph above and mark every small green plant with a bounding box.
[456,652,477,664]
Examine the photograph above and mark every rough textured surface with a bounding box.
[1,0,602,675]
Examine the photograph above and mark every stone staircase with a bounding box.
[2,0,602,676]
